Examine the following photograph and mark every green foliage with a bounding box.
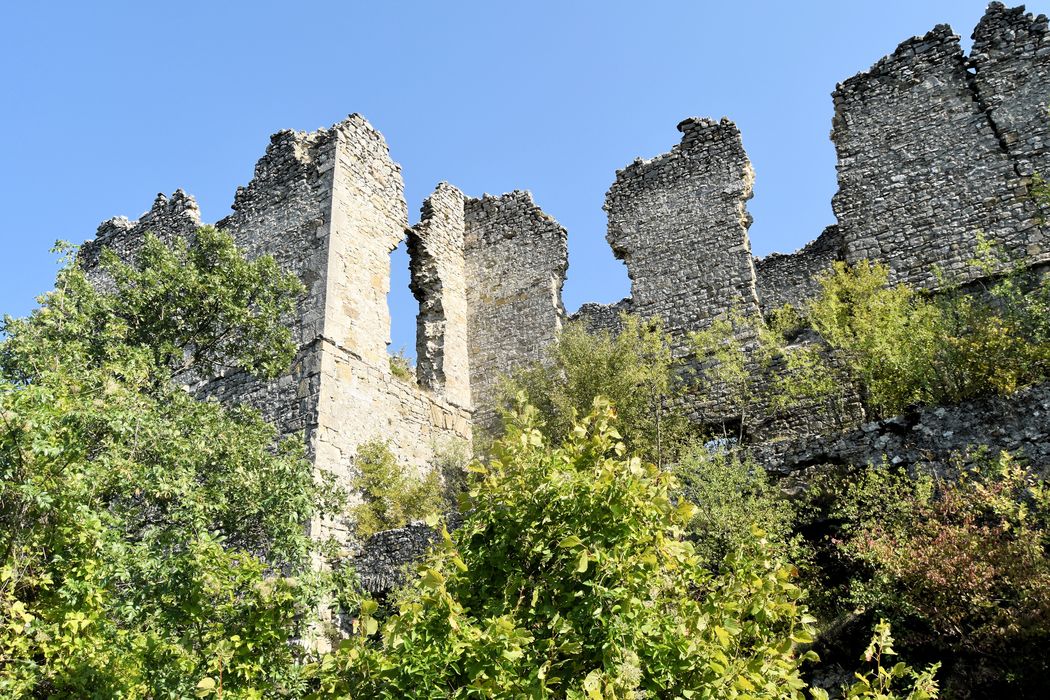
[807,255,1050,417]
[429,437,473,511]
[314,399,824,698]
[351,440,444,539]
[822,452,1050,697]
[500,315,691,465]
[673,445,799,570]
[811,621,940,700]
[0,230,337,698]
[388,348,415,382]
[688,306,845,439]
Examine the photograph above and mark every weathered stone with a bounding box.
[463,191,569,429]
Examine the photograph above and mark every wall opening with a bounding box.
[388,239,418,381]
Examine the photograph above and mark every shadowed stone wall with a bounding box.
[754,226,845,314]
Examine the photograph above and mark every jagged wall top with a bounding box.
[605,117,758,337]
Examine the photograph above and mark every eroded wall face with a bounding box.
[605,117,759,339]
[463,192,568,428]
[972,3,1050,181]
[831,25,1039,287]
[409,183,471,409]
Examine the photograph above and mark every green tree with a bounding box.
[0,229,340,698]
[500,315,692,466]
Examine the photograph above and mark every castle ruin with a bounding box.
[80,3,1050,544]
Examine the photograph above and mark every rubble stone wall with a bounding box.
[605,117,759,341]
[463,192,569,428]
[754,226,844,314]
[830,23,1043,288]
[972,2,1050,180]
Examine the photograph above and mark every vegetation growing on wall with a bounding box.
[499,315,692,466]
[806,252,1050,417]
[350,440,443,539]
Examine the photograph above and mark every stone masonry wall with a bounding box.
[605,117,759,342]
[408,183,472,409]
[80,190,203,278]
[79,116,472,545]
[972,3,1050,183]
[463,191,569,429]
[831,24,1041,288]
[750,381,1050,479]
[754,225,845,314]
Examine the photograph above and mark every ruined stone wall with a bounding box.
[80,190,203,277]
[754,225,844,314]
[972,3,1050,182]
[409,183,471,409]
[605,117,759,341]
[831,24,1041,288]
[463,192,569,428]
[79,116,472,544]
[569,297,633,336]
[750,381,1050,479]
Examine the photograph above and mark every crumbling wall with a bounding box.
[296,117,471,543]
[831,24,1039,288]
[80,190,203,276]
[569,297,633,335]
[463,191,569,428]
[409,183,471,409]
[754,225,844,313]
[79,116,472,545]
[972,2,1050,184]
[605,117,759,341]
[750,381,1050,478]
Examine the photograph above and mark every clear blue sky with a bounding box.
[0,1,1009,356]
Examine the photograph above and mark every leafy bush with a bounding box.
[823,452,1050,697]
[807,255,1050,417]
[812,621,940,700]
[689,306,847,439]
[0,231,342,698]
[351,440,444,539]
[673,444,799,569]
[500,315,692,465]
[314,399,824,698]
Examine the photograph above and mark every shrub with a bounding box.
[689,306,847,439]
[388,348,415,382]
[314,399,823,697]
[673,444,799,569]
[807,255,1050,417]
[828,451,1050,697]
[351,440,443,539]
[500,314,692,465]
